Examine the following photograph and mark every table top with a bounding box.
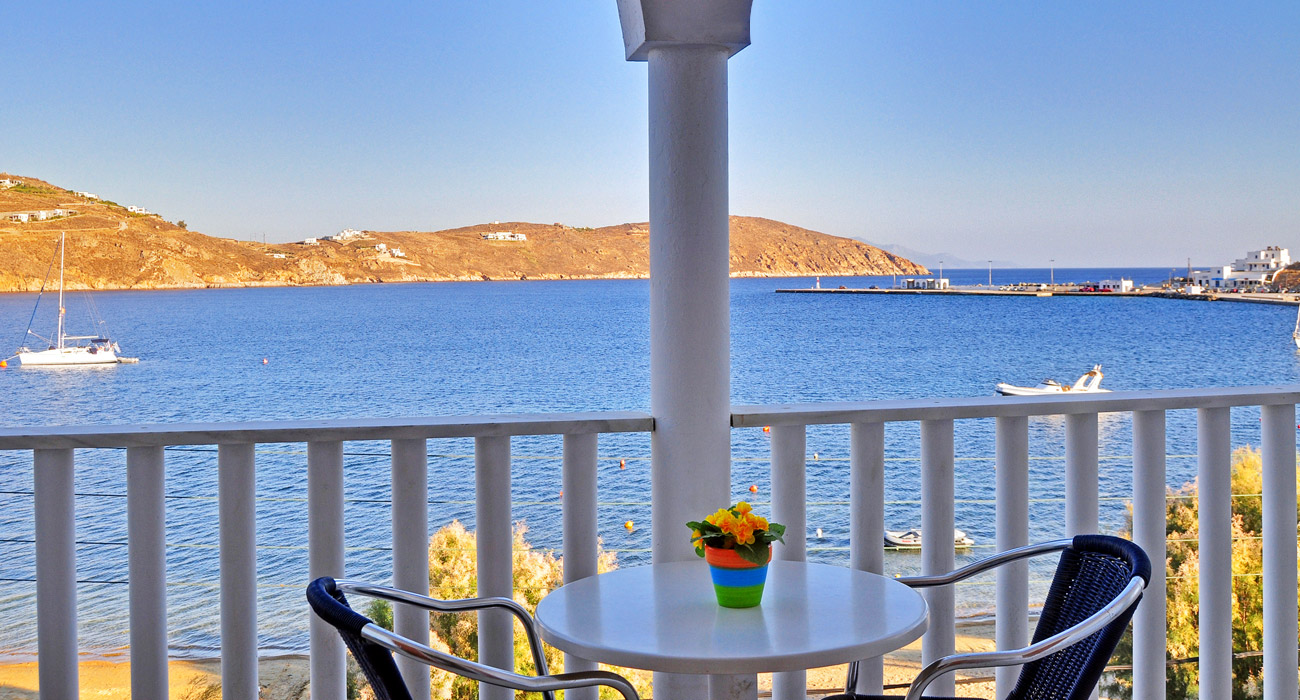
[534,560,928,675]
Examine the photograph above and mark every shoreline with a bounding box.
[0,626,1001,699]
[777,286,1300,306]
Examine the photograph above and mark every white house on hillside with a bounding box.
[1192,246,1290,290]
[482,231,527,241]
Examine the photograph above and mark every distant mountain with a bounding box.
[0,174,927,291]
[864,241,1021,270]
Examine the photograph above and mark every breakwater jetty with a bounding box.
[776,286,1300,306]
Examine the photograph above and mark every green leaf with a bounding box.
[733,544,771,566]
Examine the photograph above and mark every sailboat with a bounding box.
[14,232,125,366]
[1293,306,1299,349]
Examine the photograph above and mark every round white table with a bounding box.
[534,560,927,700]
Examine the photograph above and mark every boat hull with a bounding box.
[18,347,119,366]
[995,384,1111,396]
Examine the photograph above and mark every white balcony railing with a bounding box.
[2,386,1298,700]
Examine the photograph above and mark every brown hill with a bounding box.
[0,173,927,292]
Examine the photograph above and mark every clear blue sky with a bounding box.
[3,2,1296,266]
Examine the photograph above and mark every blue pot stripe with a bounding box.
[709,563,769,588]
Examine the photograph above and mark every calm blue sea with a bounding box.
[0,268,1296,657]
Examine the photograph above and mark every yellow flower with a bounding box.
[734,502,753,515]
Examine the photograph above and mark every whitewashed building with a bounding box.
[903,277,949,290]
[1192,246,1290,290]
[73,191,99,199]
[0,178,21,188]
[482,231,527,241]
[127,205,156,215]
[1099,278,1134,293]
[301,238,319,245]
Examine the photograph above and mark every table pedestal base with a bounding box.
[709,673,758,700]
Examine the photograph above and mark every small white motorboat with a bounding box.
[884,528,974,549]
[996,365,1109,396]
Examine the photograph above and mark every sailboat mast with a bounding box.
[57,232,65,349]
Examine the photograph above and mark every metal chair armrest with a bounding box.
[846,540,1073,693]
[901,577,1145,700]
[895,539,1072,588]
[362,623,639,700]
[338,581,554,692]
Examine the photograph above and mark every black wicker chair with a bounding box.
[306,577,639,700]
[830,534,1150,700]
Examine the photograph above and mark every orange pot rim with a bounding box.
[704,543,771,568]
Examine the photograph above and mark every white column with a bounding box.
[563,433,600,700]
[850,422,886,695]
[476,436,514,700]
[995,416,1029,697]
[771,425,807,700]
[127,446,168,700]
[921,419,955,697]
[1260,404,1298,700]
[34,448,77,700]
[219,443,258,700]
[392,438,431,700]
[647,43,731,700]
[709,673,758,700]
[1197,408,1232,700]
[648,44,732,565]
[1064,413,1099,535]
[1132,411,1167,700]
[308,441,346,700]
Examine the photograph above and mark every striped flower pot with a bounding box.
[704,544,771,608]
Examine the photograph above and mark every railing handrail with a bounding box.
[733,384,1300,426]
[0,411,655,450]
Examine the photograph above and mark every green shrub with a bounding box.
[1104,447,1300,699]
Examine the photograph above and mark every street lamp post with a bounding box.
[988,260,993,287]
[1050,259,1055,287]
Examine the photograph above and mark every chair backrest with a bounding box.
[1007,534,1151,700]
[306,577,414,700]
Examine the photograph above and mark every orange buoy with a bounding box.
[624,520,634,530]
[0,360,6,368]
[262,357,269,365]
[749,484,758,493]
[762,426,771,433]
[619,459,626,469]
[558,490,564,498]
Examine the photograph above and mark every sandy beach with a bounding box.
[0,629,998,700]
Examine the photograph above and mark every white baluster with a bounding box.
[1065,413,1099,535]
[34,448,77,700]
[921,419,955,697]
[1197,407,1232,700]
[771,425,807,700]
[308,441,345,700]
[219,443,258,700]
[476,436,513,700]
[392,438,431,700]
[995,416,1029,696]
[1261,404,1298,700]
[127,446,168,700]
[1132,410,1167,699]
[850,422,885,695]
[563,433,599,700]
[847,418,889,692]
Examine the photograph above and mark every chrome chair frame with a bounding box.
[327,579,640,700]
[842,539,1147,700]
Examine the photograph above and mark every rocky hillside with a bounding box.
[0,174,926,291]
